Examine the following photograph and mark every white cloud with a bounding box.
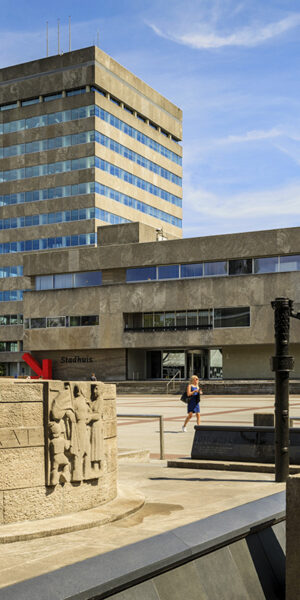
[184,180,300,221]
[149,14,300,49]
[182,180,300,237]
[214,127,283,145]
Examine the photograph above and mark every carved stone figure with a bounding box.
[49,421,71,485]
[47,381,104,485]
[89,384,103,475]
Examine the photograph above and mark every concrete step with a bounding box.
[167,457,300,474]
[118,448,150,463]
[113,379,300,395]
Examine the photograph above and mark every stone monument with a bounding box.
[0,380,117,524]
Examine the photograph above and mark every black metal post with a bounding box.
[271,298,294,482]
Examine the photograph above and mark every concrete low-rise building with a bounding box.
[21,222,300,382]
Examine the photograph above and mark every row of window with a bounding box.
[0,290,23,302]
[24,315,99,329]
[0,155,94,182]
[95,158,181,207]
[0,129,181,186]
[0,314,23,325]
[0,266,23,278]
[0,85,180,146]
[126,255,300,282]
[0,207,129,230]
[36,272,102,291]
[124,307,250,330]
[96,183,181,227]
[92,86,180,145]
[95,131,181,186]
[0,233,95,254]
[0,155,181,209]
[0,103,181,165]
[0,341,20,352]
[0,129,94,158]
[0,181,182,228]
[93,104,181,163]
[0,88,86,111]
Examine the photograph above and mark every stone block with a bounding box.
[104,420,117,439]
[253,413,274,427]
[103,384,116,400]
[0,491,3,525]
[103,438,118,473]
[3,485,64,524]
[103,399,116,421]
[0,426,44,449]
[0,403,22,428]
[61,471,117,514]
[21,403,44,427]
[0,447,45,490]
[191,425,300,463]
[0,383,43,403]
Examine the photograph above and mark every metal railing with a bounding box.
[117,413,164,459]
[166,370,181,394]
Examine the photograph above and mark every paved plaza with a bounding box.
[117,393,300,458]
[1,393,299,591]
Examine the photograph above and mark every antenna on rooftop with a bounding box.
[69,16,71,52]
[97,30,100,47]
[57,18,60,54]
[46,21,49,57]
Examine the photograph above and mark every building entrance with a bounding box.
[187,350,209,380]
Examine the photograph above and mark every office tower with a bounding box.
[0,46,182,375]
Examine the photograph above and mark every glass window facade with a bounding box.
[0,341,19,352]
[0,207,129,231]
[181,263,203,278]
[95,131,181,186]
[204,261,227,277]
[126,267,157,282]
[158,265,179,280]
[253,257,279,274]
[0,266,23,277]
[0,290,23,301]
[0,181,180,228]
[36,271,102,291]
[280,255,300,272]
[229,259,252,275]
[0,233,95,255]
[214,307,250,328]
[95,158,182,208]
[0,314,23,325]
[125,308,248,331]
[25,315,99,329]
[0,103,181,165]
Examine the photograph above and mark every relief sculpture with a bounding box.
[47,382,103,485]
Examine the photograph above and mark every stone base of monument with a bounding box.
[0,379,146,536]
[0,485,144,543]
[190,425,300,464]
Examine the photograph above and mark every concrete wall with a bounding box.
[223,344,300,379]
[0,380,117,524]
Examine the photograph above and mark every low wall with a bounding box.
[0,492,285,600]
[0,380,117,524]
[191,425,300,463]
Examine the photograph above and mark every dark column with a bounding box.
[271,298,294,482]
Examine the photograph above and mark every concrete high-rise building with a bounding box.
[0,47,182,375]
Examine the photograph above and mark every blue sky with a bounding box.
[1,0,300,238]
